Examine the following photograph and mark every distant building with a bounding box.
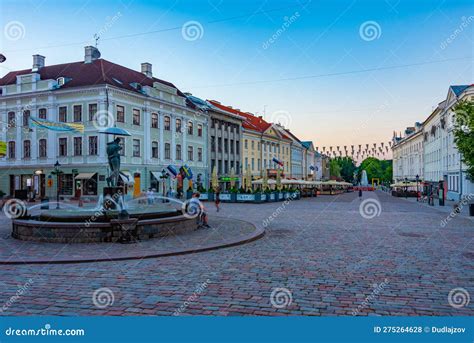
[391,122,423,182]
[186,95,244,190]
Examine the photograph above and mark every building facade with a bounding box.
[391,123,424,182]
[283,128,305,179]
[186,95,244,190]
[391,84,474,201]
[209,101,291,180]
[0,47,208,200]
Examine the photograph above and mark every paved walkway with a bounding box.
[0,217,262,264]
[0,191,472,316]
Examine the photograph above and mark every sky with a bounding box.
[1,0,473,155]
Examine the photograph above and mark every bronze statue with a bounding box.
[106,137,122,187]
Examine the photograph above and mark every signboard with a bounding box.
[47,179,53,187]
[219,177,239,181]
[219,194,231,201]
[237,194,255,201]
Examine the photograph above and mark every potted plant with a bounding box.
[230,186,238,202]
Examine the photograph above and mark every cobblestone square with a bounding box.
[0,191,472,316]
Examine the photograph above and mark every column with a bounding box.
[143,105,151,165]
[182,116,187,162]
[171,114,176,160]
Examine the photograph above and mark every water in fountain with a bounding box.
[360,170,369,186]
[93,194,104,211]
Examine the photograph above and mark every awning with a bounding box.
[151,171,161,180]
[74,172,96,180]
[120,171,134,185]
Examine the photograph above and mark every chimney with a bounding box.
[84,46,101,63]
[141,62,152,78]
[32,54,45,71]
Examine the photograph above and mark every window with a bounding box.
[38,108,47,119]
[176,144,182,160]
[236,141,240,154]
[118,138,125,156]
[59,106,67,122]
[251,141,254,150]
[116,105,125,123]
[187,121,194,135]
[88,103,97,121]
[23,140,30,158]
[133,139,140,157]
[39,139,47,158]
[176,118,182,132]
[88,136,98,155]
[198,124,203,137]
[224,139,228,153]
[73,105,82,122]
[245,157,248,169]
[198,147,203,161]
[8,141,15,159]
[7,112,16,128]
[151,113,158,128]
[251,158,255,171]
[245,140,248,149]
[211,136,216,151]
[133,109,140,125]
[74,137,82,156]
[230,140,234,154]
[165,143,171,159]
[152,141,159,158]
[164,116,171,130]
[59,174,73,195]
[23,110,30,127]
[188,146,194,161]
[218,137,222,152]
[59,138,67,156]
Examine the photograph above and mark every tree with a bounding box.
[334,157,356,182]
[358,157,392,184]
[453,100,474,180]
[329,159,341,178]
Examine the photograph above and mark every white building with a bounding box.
[391,84,474,201]
[391,123,424,182]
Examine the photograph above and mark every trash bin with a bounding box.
[40,198,49,210]
[469,204,474,217]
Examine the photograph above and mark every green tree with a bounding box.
[329,159,341,178]
[453,100,474,180]
[358,157,392,184]
[334,157,356,182]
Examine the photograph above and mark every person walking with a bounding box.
[214,188,221,212]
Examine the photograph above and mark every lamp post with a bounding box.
[404,177,408,199]
[52,160,63,209]
[415,174,420,202]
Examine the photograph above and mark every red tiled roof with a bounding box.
[208,100,271,133]
[0,59,185,96]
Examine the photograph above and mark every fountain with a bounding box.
[360,170,369,187]
[10,128,198,243]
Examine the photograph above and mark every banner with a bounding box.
[0,141,6,157]
[30,117,84,134]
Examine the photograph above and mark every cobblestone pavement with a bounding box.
[0,191,472,316]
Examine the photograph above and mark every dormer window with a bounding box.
[130,82,143,92]
[57,77,66,86]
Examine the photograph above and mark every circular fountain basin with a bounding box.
[12,204,197,243]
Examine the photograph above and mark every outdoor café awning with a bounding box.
[120,171,135,185]
[390,182,418,187]
[151,171,161,180]
[74,172,96,180]
[252,179,276,185]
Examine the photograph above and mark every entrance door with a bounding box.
[40,174,45,198]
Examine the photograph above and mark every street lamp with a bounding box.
[404,177,408,199]
[52,160,63,209]
[415,174,420,202]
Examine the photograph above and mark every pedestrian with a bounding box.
[146,188,153,205]
[189,192,210,228]
[358,188,362,198]
[214,188,221,212]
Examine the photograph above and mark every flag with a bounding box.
[167,165,178,178]
[272,157,284,167]
[30,117,84,133]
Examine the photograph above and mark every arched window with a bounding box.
[165,143,171,159]
[7,112,15,128]
[8,141,15,159]
[187,121,194,135]
[38,108,47,119]
[151,113,158,128]
[23,110,30,127]
[176,144,182,160]
[164,116,171,130]
[176,118,182,132]
[39,139,47,158]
